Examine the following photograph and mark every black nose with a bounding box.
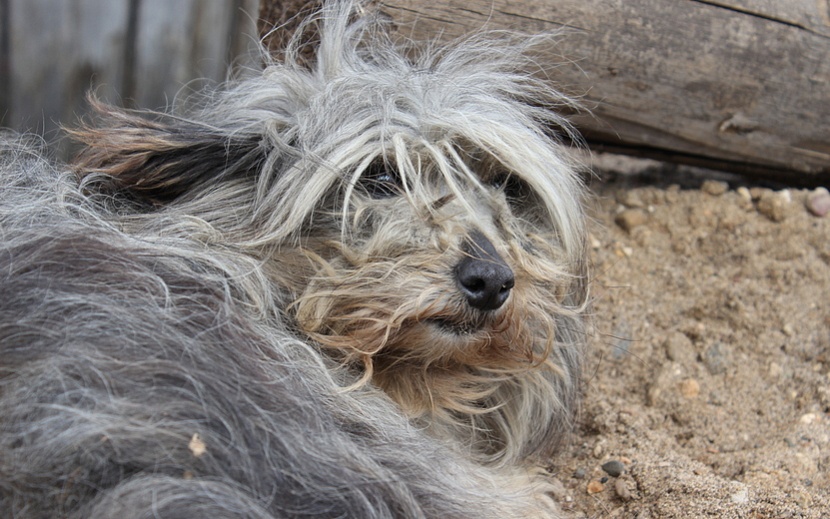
[455,231,515,311]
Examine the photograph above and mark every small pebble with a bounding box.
[647,363,681,406]
[665,186,680,204]
[736,186,754,210]
[664,331,695,364]
[793,452,818,475]
[615,209,648,232]
[795,490,813,508]
[680,378,701,398]
[806,187,830,217]
[730,488,749,504]
[757,191,788,222]
[586,480,605,494]
[601,460,625,477]
[701,180,728,196]
[614,479,633,501]
[616,190,645,208]
[749,187,766,201]
[593,442,605,458]
[768,362,783,378]
[573,467,587,480]
[800,413,818,425]
[702,342,730,375]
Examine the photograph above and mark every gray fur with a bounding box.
[0,2,588,517]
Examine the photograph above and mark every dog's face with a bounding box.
[292,146,578,380]
[268,60,588,414]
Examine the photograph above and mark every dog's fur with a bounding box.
[0,2,588,517]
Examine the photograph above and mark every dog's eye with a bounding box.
[360,160,402,199]
[490,172,528,202]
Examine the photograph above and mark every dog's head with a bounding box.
[72,0,588,460]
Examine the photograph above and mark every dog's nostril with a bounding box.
[455,232,515,312]
[456,258,515,311]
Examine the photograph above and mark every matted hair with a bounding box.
[0,2,588,517]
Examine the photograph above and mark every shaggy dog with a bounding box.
[0,2,588,517]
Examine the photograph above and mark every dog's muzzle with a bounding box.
[455,231,514,312]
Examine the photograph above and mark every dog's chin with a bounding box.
[377,311,542,376]
[427,315,489,337]
[389,312,509,358]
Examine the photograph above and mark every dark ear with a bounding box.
[71,98,266,204]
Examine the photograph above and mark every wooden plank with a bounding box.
[7,0,130,141]
[4,0,257,158]
[132,0,226,110]
[131,0,259,111]
[0,0,10,125]
[699,0,830,37]
[228,0,262,68]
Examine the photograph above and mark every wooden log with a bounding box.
[259,0,830,184]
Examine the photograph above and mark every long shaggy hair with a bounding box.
[0,2,588,517]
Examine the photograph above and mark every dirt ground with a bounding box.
[555,154,830,518]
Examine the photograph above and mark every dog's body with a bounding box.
[0,3,588,517]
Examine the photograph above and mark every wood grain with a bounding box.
[1,0,258,158]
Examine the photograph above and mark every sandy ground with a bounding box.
[554,155,830,518]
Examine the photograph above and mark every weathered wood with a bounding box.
[1,0,258,158]
[6,0,131,141]
[0,0,10,119]
[258,0,830,183]
[376,0,830,183]
[131,0,256,111]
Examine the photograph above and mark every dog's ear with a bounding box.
[71,99,266,204]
